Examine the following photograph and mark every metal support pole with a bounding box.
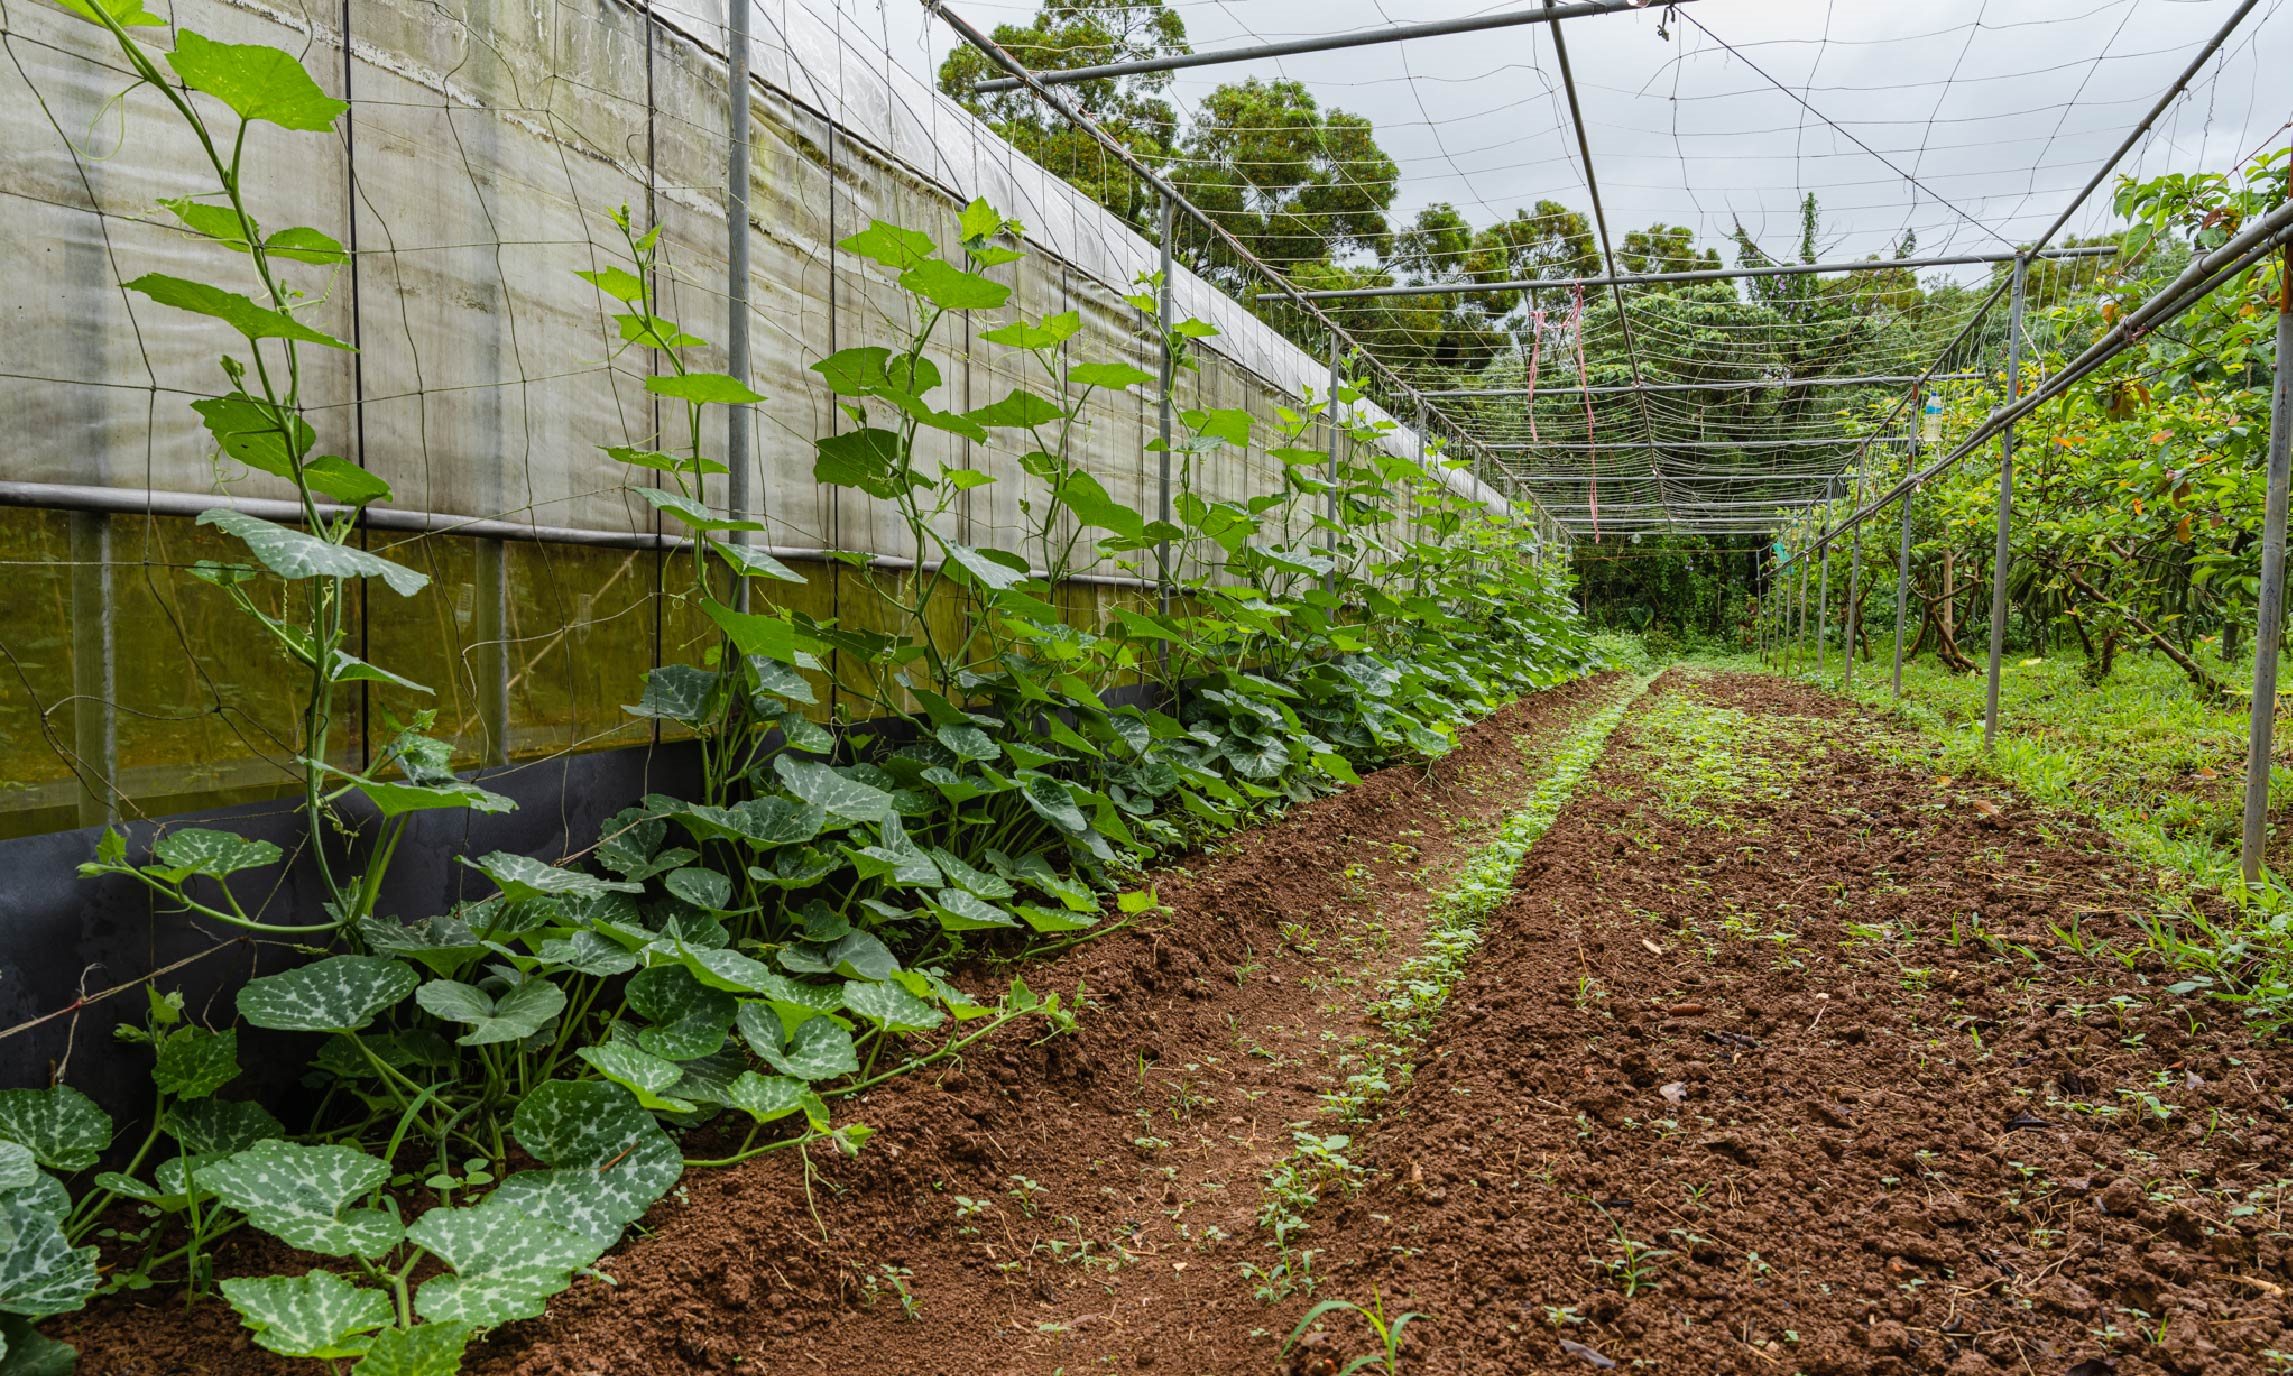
[724,0,754,609]
[67,511,116,827]
[1795,547,1810,671]
[1325,336,1341,593]
[1892,394,1921,699]
[1983,255,2028,749]
[1844,501,1864,690]
[1816,478,1833,676]
[1155,194,1175,632]
[2241,238,2293,883]
[474,538,511,766]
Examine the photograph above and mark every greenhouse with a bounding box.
[0,0,2289,1369]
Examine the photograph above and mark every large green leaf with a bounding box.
[237,956,417,1033]
[0,1313,78,1375]
[701,600,825,670]
[841,979,944,1033]
[151,1027,238,1100]
[724,1071,811,1125]
[510,1079,654,1169]
[711,538,806,584]
[0,1089,110,1173]
[196,510,424,595]
[574,1044,694,1114]
[812,428,907,499]
[464,852,641,903]
[126,275,348,348]
[44,0,164,26]
[493,1085,679,1249]
[773,757,892,824]
[633,487,762,533]
[753,1015,857,1082]
[978,311,1081,350]
[217,1270,391,1360]
[408,1202,606,1328]
[838,221,935,271]
[937,540,1028,592]
[1017,775,1088,835]
[190,393,311,479]
[645,372,763,405]
[334,770,514,818]
[1054,469,1146,540]
[166,31,347,130]
[1067,361,1156,391]
[349,1321,473,1376]
[929,888,1019,933]
[0,1145,36,1195]
[194,1142,400,1258]
[625,663,716,723]
[934,723,1000,763]
[899,259,1010,311]
[167,1098,284,1155]
[533,930,638,979]
[964,387,1063,430]
[414,978,564,1047]
[624,966,735,1060]
[0,1195,98,1320]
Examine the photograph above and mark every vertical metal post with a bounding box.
[1845,474,1868,690]
[1154,195,1176,674]
[2241,239,2293,883]
[474,539,510,766]
[1816,479,1833,676]
[1984,254,2028,749]
[724,0,754,609]
[67,511,117,827]
[1795,545,1810,671]
[1893,397,1920,700]
[1325,336,1341,593]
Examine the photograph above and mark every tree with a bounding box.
[938,1,1188,231]
[1176,78,1398,280]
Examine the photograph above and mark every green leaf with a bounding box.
[1017,775,1088,835]
[934,723,1000,762]
[625,663,716,723]
[44,0,164,27]
[604,444,724,476]
[166,31,348,131]
[1016,903,1098,934]
[336,771,514,818]
[414,978,565,1047]
[671,796,823,847]
[664,866,732,911]
[328,649,430,695]
[899,259,1010,312]
[218,1270,391,1360]
[533,930,638,979]
[1067,362,1156,391]
[841,979,944,1033]
[0,1145,36,1195]
[755,1016,857,1082]
[0,1313,78,1375]
[712,539,807,584]
[645,372,763,405]
[300,456,391,506]
[965,388,1063,430]
[349,1321,473,1376]
[408,1201,606,1328]
[978,311,1081,350]
[151,1028,238,1100]
[574,1044,694,1114]
[773,757,893,824]
[196,510,425,596]
[938,540,1028,592]
[237,956,418,1033]
[634,487,762,532]
[576,266,647,302]
[839,221,936,271]
[194,1142,401,1258]
[812,428,907,499]
[464,852,641,903]
[929,888,1019,933]
[0,1194,98,1320]
[724,1071,809,1124]
[495,1088,679,1248]
[1055,470,1146,540]
[166,1098,284,1155]
[126,274,348,349]
[149,827,278,879]
[625,966,736,1060]
[189,393,310,482]
[702,599,825,670]
[0,1090,108,1176]
[265,226,348,265]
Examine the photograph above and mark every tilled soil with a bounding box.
[1292,671,2293,1375]
[55,674,1628,1376]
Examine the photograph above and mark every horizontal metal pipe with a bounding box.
[1487,436,1911,452]
[1283,245,2119,303]
[968,0,1683,93]
[1429,372,1980,399]
[0,481,1159,590]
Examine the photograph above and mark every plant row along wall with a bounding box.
[0,0,1593,1369]
[1765,151,2290,694]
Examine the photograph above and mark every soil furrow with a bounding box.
[1283,669,2293,1376]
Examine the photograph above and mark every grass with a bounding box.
[1638,636,2293,1032]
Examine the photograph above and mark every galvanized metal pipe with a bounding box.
[1286,246,2117,303]
[725,0,754,610]
[1982,256,2028,749]
[2242,238,2293,883]
[1430,373,1982,399]
[1892,404,1920,700]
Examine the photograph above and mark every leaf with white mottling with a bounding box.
[218,1269,391,1360]
[149,827,278,879]
[193,1142,401,1258]
[152,1027,239,1100]
[408,1202,606,1328]
[464,852,641,903]
[348,1318,472,1375]
[237,956,417,1034]
[0,1144,36,1194]
[755,1016,857,1083]
[772,758,892,824]
[415,978,564,1047]
[724,1071,810,1125]
[841,979,944,1034]
[0,1193,98,1321]
[197,510,424,595]
[0,1088,110,1173]
[574,1044,694,1114]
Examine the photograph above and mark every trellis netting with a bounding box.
[0,0,1546,841]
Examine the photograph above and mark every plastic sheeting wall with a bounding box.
[0,0,1546,836]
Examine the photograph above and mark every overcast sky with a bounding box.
[827,0,2293,276]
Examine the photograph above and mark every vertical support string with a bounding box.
[1983,253,2029,749]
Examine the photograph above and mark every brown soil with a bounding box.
[1296,671,2293,1376]
[55,674,1629,1376]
